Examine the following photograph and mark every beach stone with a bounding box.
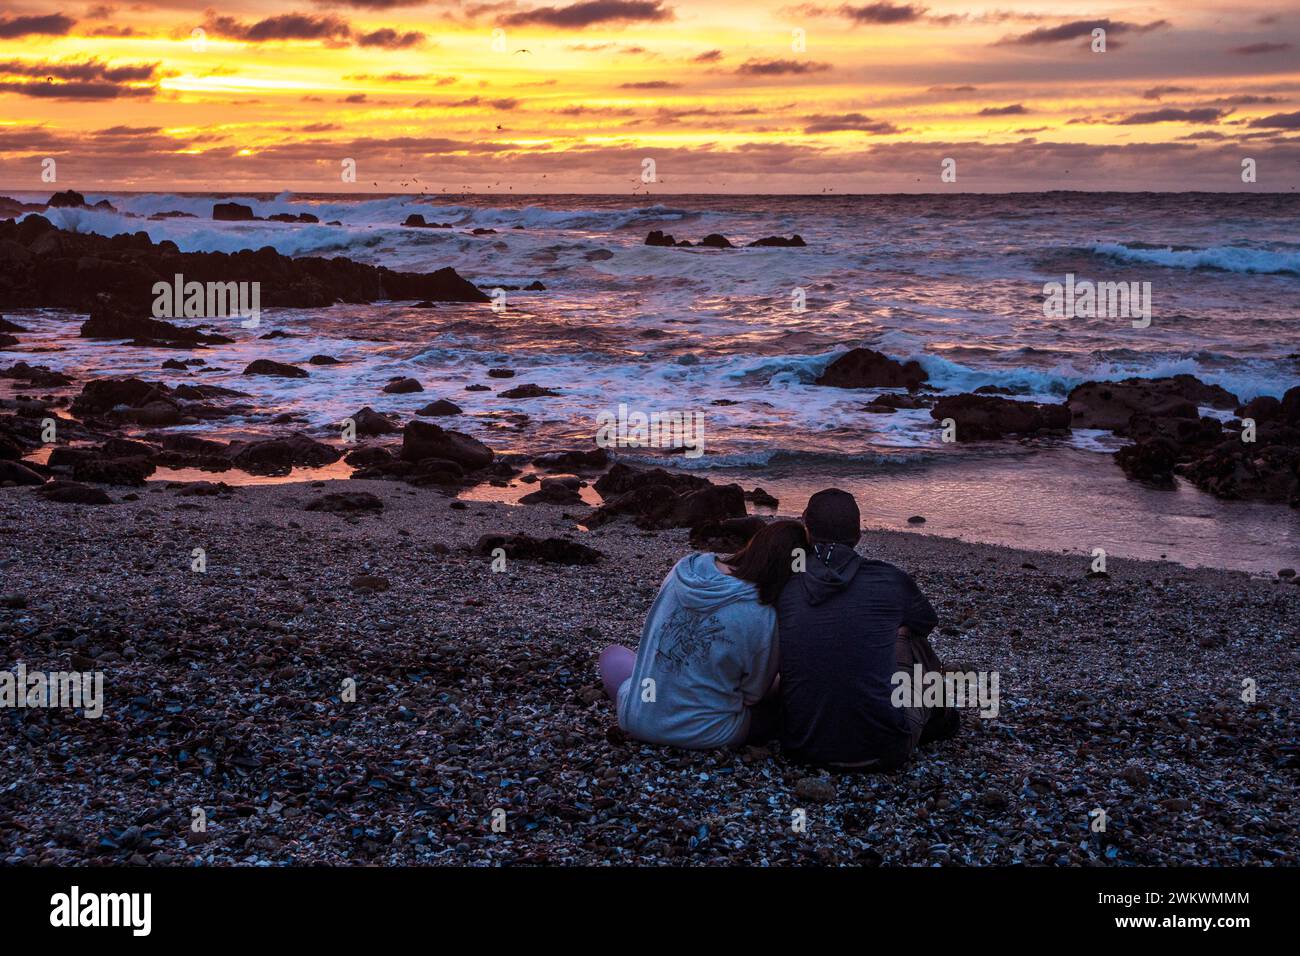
[309,355,341,365]
[699,233,733,248]
[644,230,677,247]
[350,574,390,593]
[748,235,806,247]
[795,777,836,803]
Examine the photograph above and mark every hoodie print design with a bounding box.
[654,607,730,675]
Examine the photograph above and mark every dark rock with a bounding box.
[929,393,1071,440]
[243,359,308,378]
[80,298,234,346]
[343,445,392,467]
[35,480,113,504]
[748,235,806,247]
[0,317,29,333]
[644,230,677,247]
[586,480,745,530]
[487,368,516,378]
[0,218,490,313]
[699,234,733,248]
[816,348,928,390]
[400,420,494,470]
[383,376,423,394]
[0,459,45,485]
[71,377,172,415]
[306,492,384,513]
[532,447,609,472]
[1068,376,1239,431]
[48,190,87,208]
[473,533,601,565]
[745,487,778,508]
[689,516,766,552]
[308,355,341,365]
[519,477,583,505]
[213,202,256,221]
[499,384,560,398]
[594,462,709,498]
[0,361,73,387]
[1114,438,1179,486]
[416,400,462,416]
[349,406,401,436]
[226,433,342,476]
[907,515,926,524]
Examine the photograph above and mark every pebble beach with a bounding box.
[2,479,1296,867]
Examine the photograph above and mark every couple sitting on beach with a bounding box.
[599,488,958,768]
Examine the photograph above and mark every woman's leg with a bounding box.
[598,644,637,701]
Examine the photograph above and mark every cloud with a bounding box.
[502,1,674,28]
[92,125,161,136]
[202,13,352,42]
[836,3,927,25]
[619,80,680,89]
[199,11,423,47]
[998,18,1169,46]
[802,112,901,133]
[311,0,428,7]
[736,59,832,76]
[1142,85,1193,100]
[0,13,76,38]
[0,80,153,99]
[1230,42,1292,55]
[357,28,425,47]
[1117,107,1227,125]
[694,49,723,62]
[927,84,976,93]
[0,59,159,82]
[978,103,1027,115]
[1249,111,1300,129]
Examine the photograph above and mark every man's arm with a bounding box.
[900,571,938,638]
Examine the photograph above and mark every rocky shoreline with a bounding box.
[1,213,1297,867]
[0,478,1296,866]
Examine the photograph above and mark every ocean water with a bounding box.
[4,191,1299,570]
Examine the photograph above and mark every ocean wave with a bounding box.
[1091,242,1300,275]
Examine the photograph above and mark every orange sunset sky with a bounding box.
[1,1,1298,192]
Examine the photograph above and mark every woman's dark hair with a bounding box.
[723,519,809,605]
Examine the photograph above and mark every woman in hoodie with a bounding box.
[598,520,808,749]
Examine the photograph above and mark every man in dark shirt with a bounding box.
[777,488,958,768]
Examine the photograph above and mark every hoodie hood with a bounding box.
[797,543,863,607]
[671,552,760,613]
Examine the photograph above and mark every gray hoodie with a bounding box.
[617,553,779,749]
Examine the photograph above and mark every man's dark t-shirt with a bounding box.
[777,544,938,767]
